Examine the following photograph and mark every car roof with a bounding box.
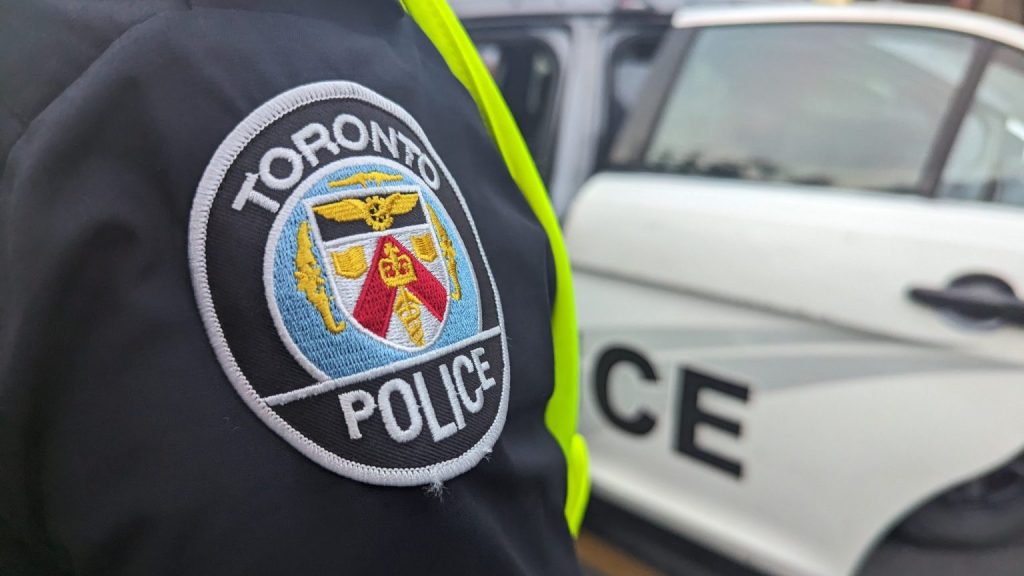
[672,3,1024,50]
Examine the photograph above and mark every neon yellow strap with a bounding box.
[402,0,590,536]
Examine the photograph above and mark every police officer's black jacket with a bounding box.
[0,1,581,573]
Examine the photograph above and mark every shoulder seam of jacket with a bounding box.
[0,93,27,135]
[1,3,191,177]
[0,99,26,184]
[0,2,414,177]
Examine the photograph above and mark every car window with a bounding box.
[476,36,560,183]
[599,33,664,169]
[642,24,976,194]
[939,47,1024,207]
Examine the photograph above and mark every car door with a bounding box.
[567,20,1024,576]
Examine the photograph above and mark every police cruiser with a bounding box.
[454,0,686,215]
[561,3,1024,575]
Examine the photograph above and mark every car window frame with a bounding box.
[611,22,995,198]
[937,41,1024,206]
[920,38,996,197]
[467,22,570,185]
[595,23,669,172]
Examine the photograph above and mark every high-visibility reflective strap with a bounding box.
[402,0,590,536]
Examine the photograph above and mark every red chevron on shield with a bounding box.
[353,235,448,344]
[304,185,454,349]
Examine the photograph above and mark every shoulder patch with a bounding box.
[189,81,509,486]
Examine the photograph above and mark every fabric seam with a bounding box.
[0,3,191,180]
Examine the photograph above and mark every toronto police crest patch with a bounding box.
[188,81,509,486]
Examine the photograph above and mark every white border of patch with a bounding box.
[188,81,510,486]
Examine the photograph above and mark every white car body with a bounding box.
[566,5,1024,576]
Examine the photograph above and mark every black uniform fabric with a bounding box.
[0,1,579,574]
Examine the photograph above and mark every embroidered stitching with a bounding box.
[312,191,419,232]
[188,81,510,486]
[278,162,464,363]
[328,170,404,189]
[426,203,461,301]
[294,221,346,334]
[331,245,368,279]
[411,233,438,263]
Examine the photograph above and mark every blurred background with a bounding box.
[452,1,1024,575]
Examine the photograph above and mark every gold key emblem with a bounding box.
[378,241,424,346]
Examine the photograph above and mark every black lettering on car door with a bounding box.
[675,368,750,479]
[594,347,658,435]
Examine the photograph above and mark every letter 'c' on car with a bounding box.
[594,347,658,435]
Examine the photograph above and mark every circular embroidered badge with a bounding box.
[189,81,509,486]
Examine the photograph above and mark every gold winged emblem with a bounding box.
[328,171,403,189]
[312,192,419,232]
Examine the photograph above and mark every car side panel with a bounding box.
[569,174,1024,363]
[568,174,1024,575]
[576,271,1024,576]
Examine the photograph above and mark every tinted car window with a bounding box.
[600,34,663,168]
[643,24,975,193]
[939,47,1024,206]
[477,37,560,182]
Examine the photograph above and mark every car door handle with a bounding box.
[908,286,1024,326]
